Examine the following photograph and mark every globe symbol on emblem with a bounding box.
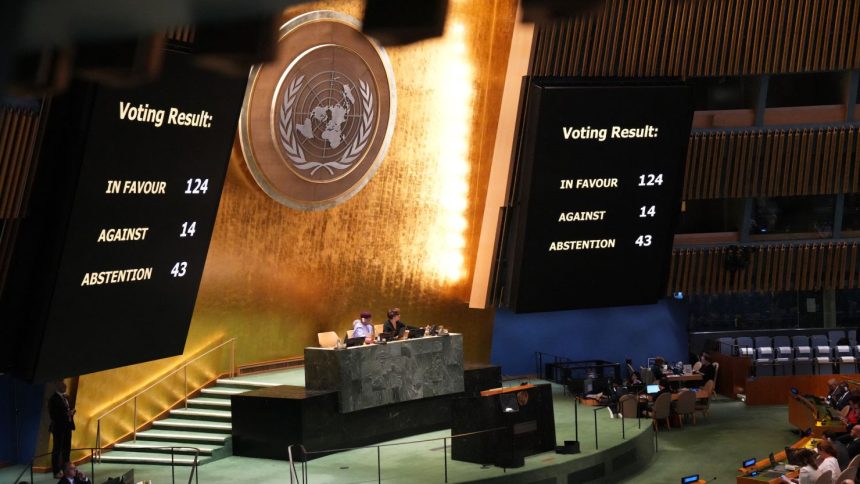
[278,58,376,182]
[295,72,358,154]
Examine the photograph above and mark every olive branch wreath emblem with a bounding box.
[278,75,375,176]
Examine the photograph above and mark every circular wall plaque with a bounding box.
[239,11,396,210]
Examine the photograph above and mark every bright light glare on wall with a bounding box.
[426,20,474,283]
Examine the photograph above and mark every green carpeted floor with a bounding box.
[618,397,800,484]
[0,373,802,483]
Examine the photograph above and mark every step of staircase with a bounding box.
[152,418,231,433]
[170,408,232,421]
[98,451,212,466]
[135,429,231,444]
[187,397,231,410]
[113,440,218,455]
[200,387,246,399]
[215,378,281,390]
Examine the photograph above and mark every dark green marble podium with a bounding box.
[304,334,465,412]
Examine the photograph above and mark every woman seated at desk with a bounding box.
[781,448,820,484]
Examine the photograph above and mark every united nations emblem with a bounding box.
[239,11,396,210]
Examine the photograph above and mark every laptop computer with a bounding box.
[646,384,660,395]
[345,336,365,347]
[407,327,425,338]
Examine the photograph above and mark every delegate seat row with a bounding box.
[716,331,860,376]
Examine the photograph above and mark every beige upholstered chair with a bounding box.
[695,380,715,420]
[814,470,832,484]
[835,465,858,484]
[692,361,702,372]
[346,329,355,339]
[619,394,638,418]
[317,331,339,348]
[848,454,860,469]
[650,392,672,431]
[675,389,697,426]
[374,324,383,335]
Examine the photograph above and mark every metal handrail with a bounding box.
[95,338,236,456]
[287,426,507,484]
[12,446,201,484]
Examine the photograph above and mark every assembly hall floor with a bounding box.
[1,371,800,484]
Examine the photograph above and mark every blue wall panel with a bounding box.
[0,375,44,465]
[490,299,690,377]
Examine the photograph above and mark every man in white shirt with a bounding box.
[352,311,374,339]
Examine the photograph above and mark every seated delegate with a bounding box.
[352,311,374,339]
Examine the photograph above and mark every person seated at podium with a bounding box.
[840,396,860,430]
[815,440,841,482]
[58,462,91,484]
[846,426,860,459]
[781,448,820,484]
[695,354,716,382]
[651,357,666,381]
[353,311,374,340]
[383,308,407,335]
[827,379,851,410]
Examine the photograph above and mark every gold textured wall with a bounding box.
[67,0,517,453]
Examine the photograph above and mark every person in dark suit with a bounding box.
[846,425,860,459]
[382,308,405,335]
[49,381,76,478]
[57,462,90,484]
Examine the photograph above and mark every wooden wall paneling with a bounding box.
[786,130,808,195]
[835,243,847,289]
[776,245,787,291]
[580,12,595,77]
[817,128,830,194]
[785,130,798,195]
[720,0,735,75]
[801,244,812,291]
[5,115,35,218]
[764,245,774,292]
[0,110,16,214]
[812,243,821,290]
[750,131,763,197]
[851,130,860,193]
[680,248,692,294]
[802,130,815,195]
[784,243,796,291]
[731,133,745,198]
[832,0,845,69]
[847,243,854,289]
[683,135,697,199]
[607,2,623,77]
[659,0,676,75]
[649,0,666,77]
[722,135,735,196]
[702,247,713,294]
[850,0,860,66]
[754,244,766,291]
[840,129,852,194]
[701,0,718,76]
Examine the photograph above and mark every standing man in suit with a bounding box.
[49,380,76,478]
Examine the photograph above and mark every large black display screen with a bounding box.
[504,82,692,313]
[2,51,247,380]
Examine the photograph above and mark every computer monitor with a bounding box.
[120,469,135,484]
[743,457,757,467]
[407,328,425,338]
[646,384,660,394]
[680,475,699,484]
[769,452,776,466]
